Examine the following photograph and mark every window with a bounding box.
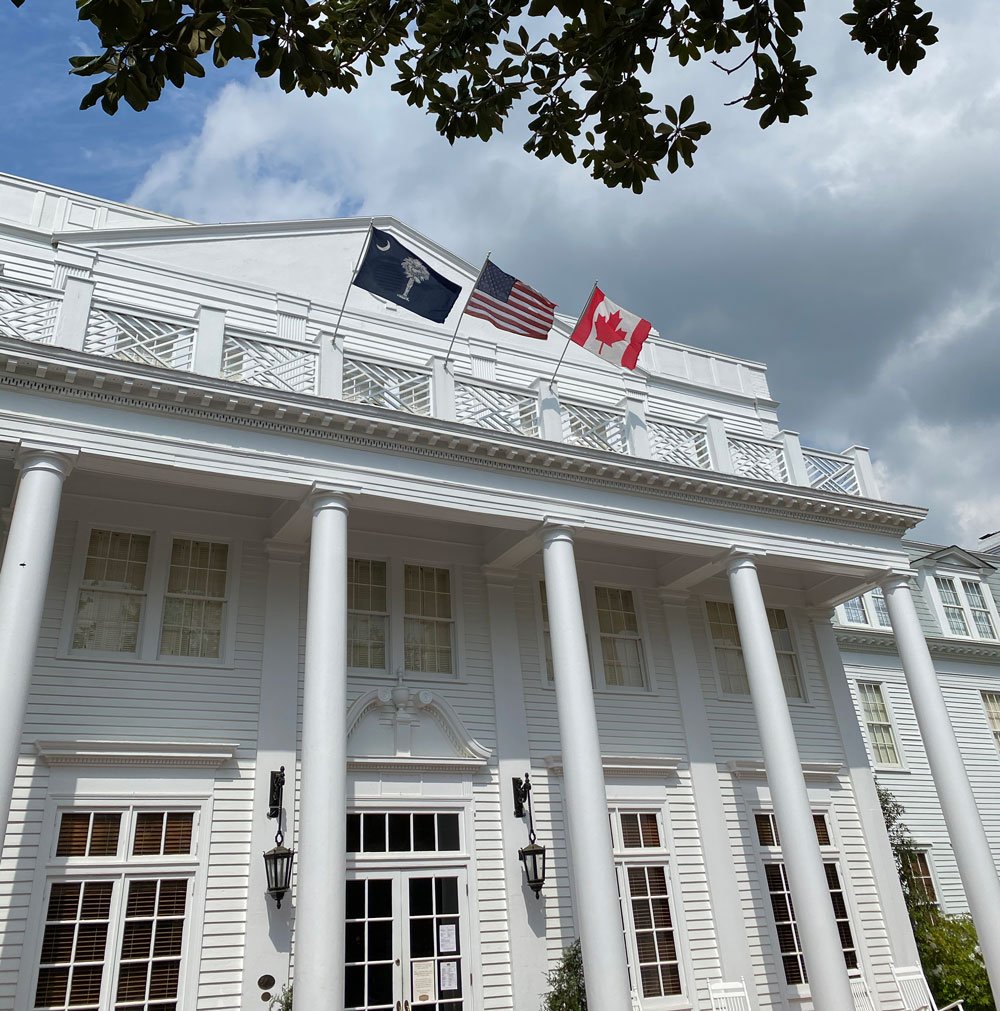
[857,682,902,767]
[933,576,998,640]
[404,565,454,674]
[34,807,196,1011]
[707,602,804,699]
[160,539,229,658]
[595,586,646,689]
[348,559,388,670]
[841,588,891,629]
[903,851,938,906]
[72,530,151,654]
[755,809,857,986]
[609,809,683,1004]
[346,812,461,854]
[539,582,554,682]
[983,692,1000,752]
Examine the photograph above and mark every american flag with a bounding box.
[464,259,556,340]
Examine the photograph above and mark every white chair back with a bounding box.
[849,968,879,1011]
[893,964,936,1010]
[708,977,753,1011]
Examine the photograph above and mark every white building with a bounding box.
[0,172,998,1011]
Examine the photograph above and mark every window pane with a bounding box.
[56,814,92,858]
[843,596,868,624]
[160,539,228,658]
[133,814,165,857]
[858,682,901,766]
[404,617,453,675]
[348,560,388,670]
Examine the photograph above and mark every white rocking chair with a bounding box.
[849,968,879,1011]
[893,964,965,1011]
[708,977,753,1011]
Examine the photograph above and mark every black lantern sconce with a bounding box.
[263,767,294,908]
[512,772,546,898]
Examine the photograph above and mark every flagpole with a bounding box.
[550,280,597,386]
[331,217,375,344]
[443,252,490,370]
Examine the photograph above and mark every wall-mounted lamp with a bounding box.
[512,772,546,898]
[263,766,294,908]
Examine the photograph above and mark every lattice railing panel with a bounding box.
[0,285,61,344]
[84,305,195,370]
[728,437,788,483]
[455,382,539,438]
[648,421,711,469]
[803,451,861,496]
[561,402,627,454]
[223,334,318,394]
[342,358,431,416]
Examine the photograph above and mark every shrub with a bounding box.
[541,939,587,1011]
[269,984,292,1011]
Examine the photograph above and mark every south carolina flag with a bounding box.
[570,286,652,371]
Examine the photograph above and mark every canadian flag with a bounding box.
[570,286,652,371]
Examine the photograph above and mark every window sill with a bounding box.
[873,765,911,774]
[54,652,235,671]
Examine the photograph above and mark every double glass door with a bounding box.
[345,869,467,1011]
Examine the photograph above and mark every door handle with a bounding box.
[404,1002,411,1011]
[396,1003,401,1011]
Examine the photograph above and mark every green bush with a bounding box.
[878,784,995,1011]
[269,984,292,1011]
[541,939,587,1011]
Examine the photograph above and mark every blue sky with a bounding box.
[2,3,998,546]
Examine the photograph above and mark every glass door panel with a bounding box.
[345,877,399,1011]
[404,873,464,1011]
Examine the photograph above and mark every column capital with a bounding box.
[657,588,690,608]
[307,485,357,514]
[879,570,915,592]
[805,606,836,624]
[15,445,78,479]
[725,549,763,575]
[541,520,582,546]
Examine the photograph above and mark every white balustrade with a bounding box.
[0,281,61,345]
[561,401,627,454]
[648,419,711,469]
[342,357,432,416]
[83,303,196,371]
[223,331,319,395]
[455,379,540,438]
[802,449,862,496]
[728,435,788,483]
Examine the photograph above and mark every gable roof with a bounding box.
[912,544,997,572]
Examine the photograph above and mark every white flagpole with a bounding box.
[331,217,375,344]
[443,252,490,370]
[550,280,597,386]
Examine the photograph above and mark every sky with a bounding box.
[0,3,997,548]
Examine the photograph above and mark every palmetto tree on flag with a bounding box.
[400,257,430,300]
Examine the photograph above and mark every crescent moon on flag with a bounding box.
[376,239,391,252]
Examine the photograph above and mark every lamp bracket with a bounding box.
[268,767,285,821]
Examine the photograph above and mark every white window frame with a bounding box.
[924,570,1000,642]
[59,522,240,668]
[535,579,555,685]
[18,791,211,1011]
[903,848,940,909]
[587,583,652,693]
[347,555,391,674]
[838,588,892,630]
[391,559,464,681]
[982,691,1000,754]
[704,600,808,703]
[606,799,691,1011]
[855,680,906,770]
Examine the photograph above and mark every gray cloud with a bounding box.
[127,1,1000,546]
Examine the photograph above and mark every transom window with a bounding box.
[348,559,388,671]
[934,576,998,640]
[404,565,454,675]
[608,808,683,1005]
[706,602,804,699]
[841,588,891,629]
[160,539,229,658]
[982,692,1000,752]
[754,809,857,986]
[346,812,461,854]
[857,682,902,767]
[34,807,196,1011]
[595,586,646,689]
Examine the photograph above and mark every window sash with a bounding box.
[843,596,869,625]
[983,692,1000,751]
[347,558,388,670]
[159,539,229,659]
[595,587,646,689]
[707,601,803,698]
[903,851,938,906]
[857,682,901,766]
[962,580,997,638]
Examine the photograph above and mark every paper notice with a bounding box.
[438,923,457,953]
[411,959,437,1004]
[440,960,459,992]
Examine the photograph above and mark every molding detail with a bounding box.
[726,760,843,781]
[346,684,491,772]
[834,627,1000,662]
[543,754,683,778]
[35,739,239,768]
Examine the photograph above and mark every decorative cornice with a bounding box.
[35,739,239,768]
[834,627,1000,661]
[543,754,683,777]
[726,760,843,781]
[0,339,926,534]
[347,757,489,774]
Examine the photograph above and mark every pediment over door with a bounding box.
[346,685,492,773]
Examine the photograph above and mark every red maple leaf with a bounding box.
[594,310,627,355]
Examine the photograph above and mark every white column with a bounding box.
[659,592,757,991]
[0,449,73,840]
[485,569,548,1010]
[883,574,1000,1000]
[242,544,303,1009]
[295,493,350,1010]
[541,525,632,1011]
[726,556,854,1011]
